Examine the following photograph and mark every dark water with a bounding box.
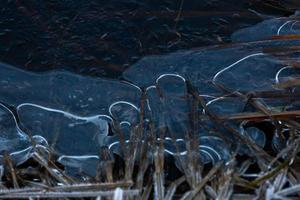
[1,0,298,78]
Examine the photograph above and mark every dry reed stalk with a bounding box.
[153,127,166,200]
[275,78,300,89]
[31,152,73,185]
[164,176,185,200]
[0,189,140,199]
[220,110,300,121]
[97,147,115,182]
[180,161,223,200]
[3,153,19,189]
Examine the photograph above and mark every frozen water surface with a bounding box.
[0,63,141,116]
[17,103,110,156]
[147,74,190,138]
[123,39,300,94]
[148,74,232,163]
[97,74,234,164]
[232,11,300,42]
[124,39,300,125]
[0,103,33,165]
[0,62,142,174]
[123,39,300,164]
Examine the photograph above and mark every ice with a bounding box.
[146,74,190,138]
[123,39,300,164]
[0,62,141,116]
[0,103,33,165]
[105,102,140,157]
[244,127,266,149]
[206,97,247,115]
[164,136,231,165]
[123,39,300,94]
[16,102,114,176]
[232,11,300,42]
[109,101,140,126]
[17,101,144,176]
[104,74,233,164]
[12,83,141,175]
[275,67,300,85]
[108,134,232,165]
[239,126,267,155]
[57,156,100,178]
[0,62,142,175]
[146,74,232,163]
[17,103,110,156]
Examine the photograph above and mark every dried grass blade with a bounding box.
[275,184,300,197]
[181,161,223,200]
[0,189,140,199]
[3,153,19,188]
[275,77,300,89]
[164,176,185,200]
[53,181,133,192]
[220,110,300,121]
[32,152,72,185]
